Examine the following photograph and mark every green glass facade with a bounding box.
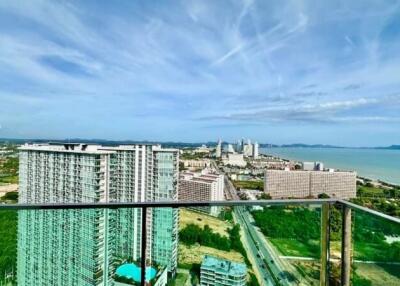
[17,144,179,285]
[18,148,115,285]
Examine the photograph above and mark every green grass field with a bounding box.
[0,210,17,284]
[0,175,18,184]
[232,180,263,191]
[269,238,320,258]
[168,273,188,286]
[357,186,386,197]
[353,241,400,262]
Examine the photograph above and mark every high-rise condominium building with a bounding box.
[227,144,235,153]
[99,145,179,273]
[252,142,259,159]
[179,171,224,216]
[200,255,247,286]
[215,139,222,158]
[17,143,179,286]
[264,169,356,199]
[243,142,253,157]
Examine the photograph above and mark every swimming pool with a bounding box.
[116,263,157,283]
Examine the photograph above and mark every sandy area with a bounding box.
[0,183,18,197]
[179,209,232,236]
[179,244,244,265]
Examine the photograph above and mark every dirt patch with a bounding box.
[0,184,18,197]
[179,244,244,265]
[355,263,400,286]
[179,209,232,236]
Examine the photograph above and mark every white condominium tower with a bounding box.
[17,143,179,286]
[253,142,259,159]
[215,139,222,158]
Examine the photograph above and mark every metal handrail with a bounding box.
[2,198,399,225]
[0,198,400,223]
[2,198,400,224]
[0,198,336,210]
[338,199,400,224]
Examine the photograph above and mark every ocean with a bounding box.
[260,147,400,185]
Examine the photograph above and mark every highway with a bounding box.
[222,169,303,285]
[221,173,274,285]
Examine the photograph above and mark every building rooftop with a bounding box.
[19,143,115,155]
[201,255,246,276]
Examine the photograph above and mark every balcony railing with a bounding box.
[1,199,399,286]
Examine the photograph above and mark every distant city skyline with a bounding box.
[0,1,400,146]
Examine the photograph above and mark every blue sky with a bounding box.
[0,0,399,146]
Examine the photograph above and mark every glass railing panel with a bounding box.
[145,206,177,286]
[147,203,324,286]
[247,204,323,286]
[16,208,122,286]
[0,209,17,285]
[328,204,345,285]
[0,207,145,286]
[112,207,145,286]
[351,209,400,285]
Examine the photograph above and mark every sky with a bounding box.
[0,0,400,146]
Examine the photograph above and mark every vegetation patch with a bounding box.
[252,206,321,257]
[233,180,264,191]
[0,210,17,284]
[0,157,18,184]
[179,209,232,236]
[270,238,320,258]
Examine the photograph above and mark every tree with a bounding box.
[257,193,271,200]
[318,193,330,199]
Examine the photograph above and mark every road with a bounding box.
[218,162,303,285]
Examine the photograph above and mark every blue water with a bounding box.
[261,147,400,185]
[116,263,157,282]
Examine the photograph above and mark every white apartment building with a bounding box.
[302,161,324,171]
[215,139,222,158]
[253,142,259,159]
[222,153,246,167]
[181,159,211,169]
[179,171,224,216]
[264,169,357,199]
[243,143,253,157]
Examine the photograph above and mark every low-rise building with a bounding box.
[264,169,356,199]
[179,171,224,216]
[200,255,247,286]
[302,161,324,171]
[195,145,211,154]
[222,153,246,167]
[181,159,211,170]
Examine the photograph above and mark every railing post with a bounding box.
[320,203,330,286]
[341,205,352,286]
[141,206,147,286]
